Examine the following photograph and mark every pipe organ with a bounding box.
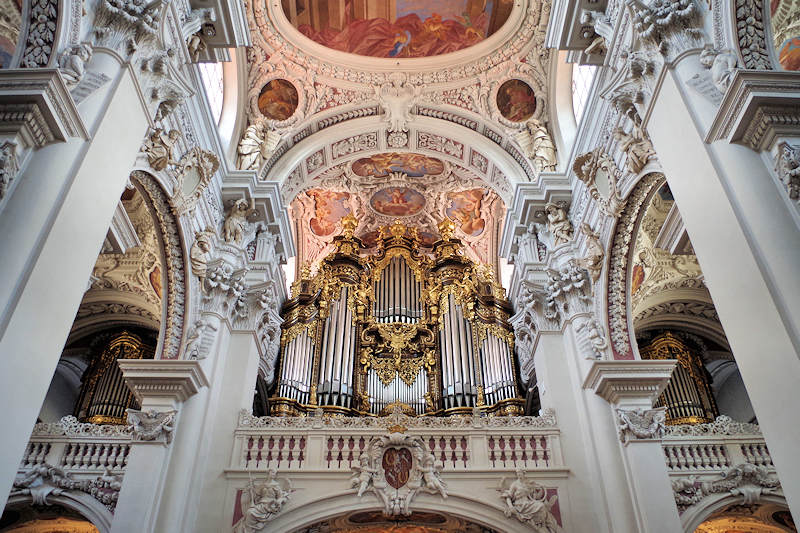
[273,216,523,417]
[639,332,718,424]
[76,331,155,424]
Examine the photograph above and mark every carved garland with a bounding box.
[21,0,59,67]
[734,0,772,70]
[130,171,187,359]
[606,173,665,359]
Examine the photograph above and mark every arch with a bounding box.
[268,115,527,205]
[128,171,188,360]
[263,492,536,533]
[680,492,791,532]
[6,492,113,533]
[605,172,665,359]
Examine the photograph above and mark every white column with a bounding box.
[534,330,639,533]
[584,360,682,533]
[0,50,150,508]
[112,360,208,532]
[646,66,800,513]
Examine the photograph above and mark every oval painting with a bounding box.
[284,0,513,58]
[352,152,445,177]
[370,187,425,216]
[496,79,536,122]
[257,79,299,121]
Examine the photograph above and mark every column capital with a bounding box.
[582,359,676,407]
[119,359,209,407]
[0,69,88,148]
[706,70,800,151]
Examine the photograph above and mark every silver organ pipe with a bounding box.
[272,217,523,417]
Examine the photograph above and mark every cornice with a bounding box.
[0,69,88,148]
[119,359,209,404]
[706,70,800,151]
[582,359,677,406]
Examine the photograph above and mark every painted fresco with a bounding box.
[631,264,645,294]
[446,188,485,236]
[257,79,299,120]
[496,79,537,122]
[778,37,800,70]
[771,0,800,70]
[283,0,513,58]
[370,187,426,216]
[306,189,351,236]
[352,152,445,177]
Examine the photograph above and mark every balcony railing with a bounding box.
[230,408,564,473]
[662,416,771,476]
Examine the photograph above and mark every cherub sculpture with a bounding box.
[223,198,257,245]
[499,469,560,532]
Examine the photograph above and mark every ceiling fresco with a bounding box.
[352,153,445,177]
[370,187,427,216]
[281,0,514,58]
[288,160,504,271]
[771,0,800,70]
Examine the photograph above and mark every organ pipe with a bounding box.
[271,215,523,417]
[639,332,718,424]
[76,330,155,424]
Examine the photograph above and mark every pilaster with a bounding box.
[584,360,683,532]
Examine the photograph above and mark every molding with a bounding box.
[119,359,209,404]
[0,69,88,148]
[706,70,800,151]
[582,359,676,406]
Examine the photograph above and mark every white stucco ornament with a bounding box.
[235,468,292,532]
[349,412,447,516]
[498,469,561,532]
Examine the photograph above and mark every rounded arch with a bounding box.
[605,172,666,359]
[128,171,188,360]
[267,115,527,205]
[680,493,792,533]
[263,492,535,533]
[6,492,113,533]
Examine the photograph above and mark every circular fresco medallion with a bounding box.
[257,79,299,121]
[370,187,425,216]
[496,79,536,122]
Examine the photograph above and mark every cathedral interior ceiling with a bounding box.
[297,509,499,533]
[240,0,557,242]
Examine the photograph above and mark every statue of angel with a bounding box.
[143,128,181,171]
[58,43,93,87]
[545,203,574,246]
[223,198,257,245]
[239,469,292,532]
[419,454,447,498]
[498,469,560,532]
[190,228,214,287]
[127,409,176,443]
[529,120,557,172]
[350,452,378,497]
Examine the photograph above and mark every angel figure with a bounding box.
[577,222,604,282]
[544,203,574,246]
[612,126,655,174]
[58,43,93,87]
[237,123,276,171]
[350,452,378,497]
[143,128,181,171]
[529,120,557,172]
[189,228,214,288]
[240,469,291,531]
[127,409,176,443]
[223,198,257,245]
[499,469,560,532]
[699,46,738,93]
[419,454,447,498]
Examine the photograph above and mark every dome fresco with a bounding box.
[281,0,514,58]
